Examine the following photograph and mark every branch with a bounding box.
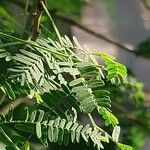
[54,13,137,55]
[0,96,34,115]
[31,0,46,41]
[22,0,38,40]
[8,0,137,55]
[22,0,46,41]
[141,0,150,10]
[112,102,150,133]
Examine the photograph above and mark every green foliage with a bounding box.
[117,143,133,150]
[0,1,147,150]
[0,31,130,149]
[0,28,137,149]
[0,108,111,149]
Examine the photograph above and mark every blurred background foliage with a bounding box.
[0,0,150,150]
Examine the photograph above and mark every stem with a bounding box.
[0,127,20,150]
[88,113,112,138]
[0,31,68,57]
[0,96,33,115]
[31,0,46,41]
[22,0,37,40]
[25,0,30,16]
[88,113,97,128]
[141,0,150,10]
[0,42,23,48]
[40,1,63,46]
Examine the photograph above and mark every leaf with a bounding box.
[117,143,133,150]
[87,79,105,89]
[24,142,30,150]
[76,125,83,143]
[0,52,10,58]
[98,107,119,126]
[35,92,43,103]
[95,52,116,60]
[112,126,120,142]
[69,78,84,87]
[73,36,82,50]
[36,122,42,138]
[48,120,54,142]
[20,49,41,60]
[4,82,16,100]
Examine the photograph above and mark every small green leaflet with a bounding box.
[117,143,133,150]
[35,92,43,103]
[98,107,119,126]
[24,142,30,150]
[112,126,120,142]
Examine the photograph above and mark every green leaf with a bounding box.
[69,78,84,87]
[95,52,116,60]
[24,142,30,150]
[117,143,133,150]
[98,107,119,126]
[35,92,43,103]
[36,122,42,138]
[112,126,120,142]
[4,83,16,100]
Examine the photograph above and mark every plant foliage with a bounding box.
[0,1,145,150]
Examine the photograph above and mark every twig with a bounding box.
[22,0,46,41]
[0,91,6,106]
[54,13,137,54]
[0,31,68,57]
[112,102,150,132]
[22,0,38,40]
[31,0,46,41]
[88,113,105,133]
[0,42,23,48]
[0,96,34,115]
[8,0,138,56]
[41,1,63,45]
[141,0,150,10]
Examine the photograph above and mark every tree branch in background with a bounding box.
[22,0,38,40]
[141,0,150,10]
[54,13,137,54]
[31,0,46,41]
[0,96,34,115]
[22,0,46,41]
[11,0,138,55]
[112,102,150,133]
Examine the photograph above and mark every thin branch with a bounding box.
[0,31,68,57]
[0,42,23,48]
[22,0,46,41]
[31,0,46,41]
[54,13,137,54]
[8,0,137,56]
[88,113,106,133]
[112,102,150,133]
[41,1,63,45]
[0,90,6,106]
[22,0,38,40]
[141,0,150,10]
[0,96,34,115]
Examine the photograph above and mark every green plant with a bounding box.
[0,0,148,150]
